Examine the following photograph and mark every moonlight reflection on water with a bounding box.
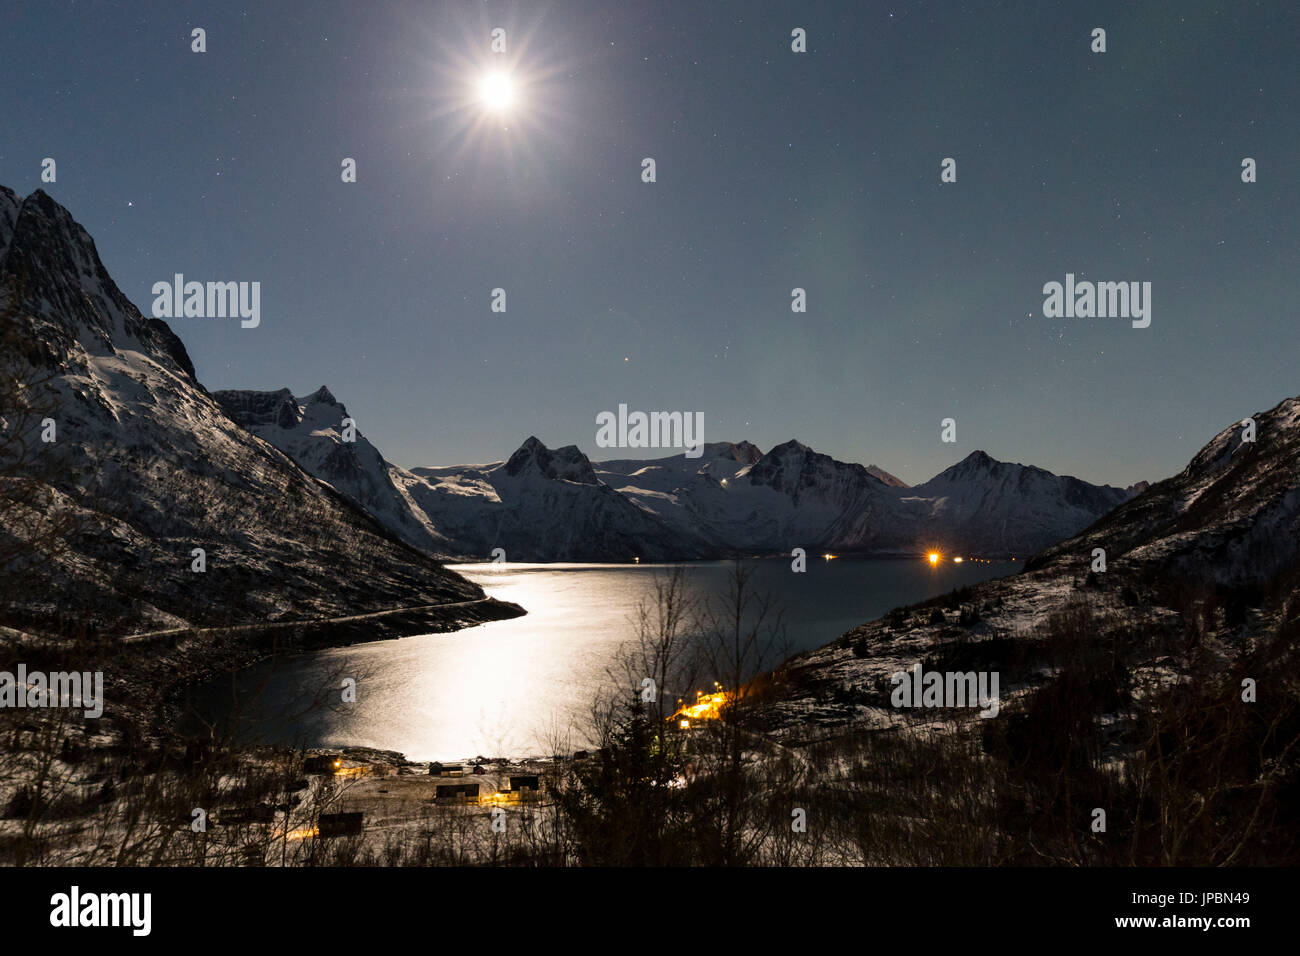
[189,558,1017,762]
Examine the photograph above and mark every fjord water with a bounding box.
[188,558,1018,762]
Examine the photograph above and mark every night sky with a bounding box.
[2,0,1297,486]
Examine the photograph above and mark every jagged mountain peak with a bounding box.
[0,184,196,382]
[212,385,454,556]
[305,385,339,406]
[215,386,361,439]
[767,438,812,457]
[515,435,545,453]
[211,388,302,430]
[296,386,351,426]
[945,449,1000,474]
[401,437,707,561]
[698,440,763,465]
[503,436,599,484]
[924,449,1049,485]
[3,187,127,333]
[750,438,870,477]
[2,188,492,634]
[6,188,106,283]
[742,438,888,511]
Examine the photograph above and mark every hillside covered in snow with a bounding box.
[764,392,1300,737]
[0,186,515,638]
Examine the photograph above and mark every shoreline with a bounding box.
[107,596,528,740]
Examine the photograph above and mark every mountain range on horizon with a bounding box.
[0,184,1277,640]
[214,382,1151,563]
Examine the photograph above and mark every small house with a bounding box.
[220,805,276,825]
[318,811,364,837]
[304,754,342,774]
[509,775,540,792]
[435,783,480,802]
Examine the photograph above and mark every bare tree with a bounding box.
[688,560,790,865]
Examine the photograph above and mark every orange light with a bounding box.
[928,552,940,565]
[671,690,727,722]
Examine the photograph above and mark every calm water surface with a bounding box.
[188,558,1019,761]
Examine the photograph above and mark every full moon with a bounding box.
[477,71,516,112]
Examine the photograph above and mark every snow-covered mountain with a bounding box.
[213,386,450,555]
[208,387,727,562]
[596,440,764,496]
[202,388,1138,564]
[0,186,507,637]
[342,436,1139,561]
[597,440,1134,558]
[1024,395,1300,588]
[651,439,907,552]
[764,392,1300,736]
[895,449,1134,556]
[400,437,714,562]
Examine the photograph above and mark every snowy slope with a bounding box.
[0,186,494,637]
[1025,396,1300,587]
[592,440,1134,558]
[763,394,1300,735]
[686,439,906,552]
[596,440,763,496]
[401,437,714,561]
[369,436,1140,561]
[213,386,451,555]
[895,450,1133,556]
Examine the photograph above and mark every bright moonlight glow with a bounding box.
[478,71,516,112]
